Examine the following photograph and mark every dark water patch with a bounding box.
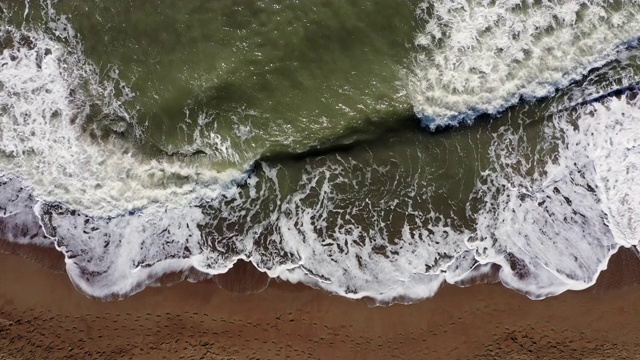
[259,109,423,163]
[556,85,640,113]
[30,0,423,168]
[0,30,14,51]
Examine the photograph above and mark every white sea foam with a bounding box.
[37,201,208,297]
[0,24,241,215]
[259,159,472,301]
[25,89,640,300]
[469,94,640,298]
[0,175,49,246]
[277,93,640,302]
[0,10,245,296]
[1,1,640,303]
[169,109,241,163]
[410,0,640,128]
[583,100,640,247]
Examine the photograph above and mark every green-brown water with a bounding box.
[47,0,422,168]
[1,0,640,301]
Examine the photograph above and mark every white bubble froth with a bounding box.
[0,1,639,302]
[410,0,640,128]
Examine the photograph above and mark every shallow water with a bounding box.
[1,0,640,302]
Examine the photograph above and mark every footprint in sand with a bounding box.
[0,318,15,329]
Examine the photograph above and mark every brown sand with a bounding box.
[2,245,640,359]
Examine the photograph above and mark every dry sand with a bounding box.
[2,244,640,359]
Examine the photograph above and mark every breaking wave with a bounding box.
[1,0,640,303]
[410,0,640,128]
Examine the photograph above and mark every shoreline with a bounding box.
[2,245,640,358]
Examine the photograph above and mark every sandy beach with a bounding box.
[1,244,640,359]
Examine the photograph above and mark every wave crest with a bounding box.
[410,0,640,128]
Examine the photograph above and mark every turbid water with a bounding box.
[1,0,640,302]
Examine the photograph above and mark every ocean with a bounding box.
[1,0,639,303]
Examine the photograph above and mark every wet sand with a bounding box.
[2,245,640,359]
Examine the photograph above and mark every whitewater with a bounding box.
[1,0,640,303]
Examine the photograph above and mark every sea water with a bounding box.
[1,0,639,302]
